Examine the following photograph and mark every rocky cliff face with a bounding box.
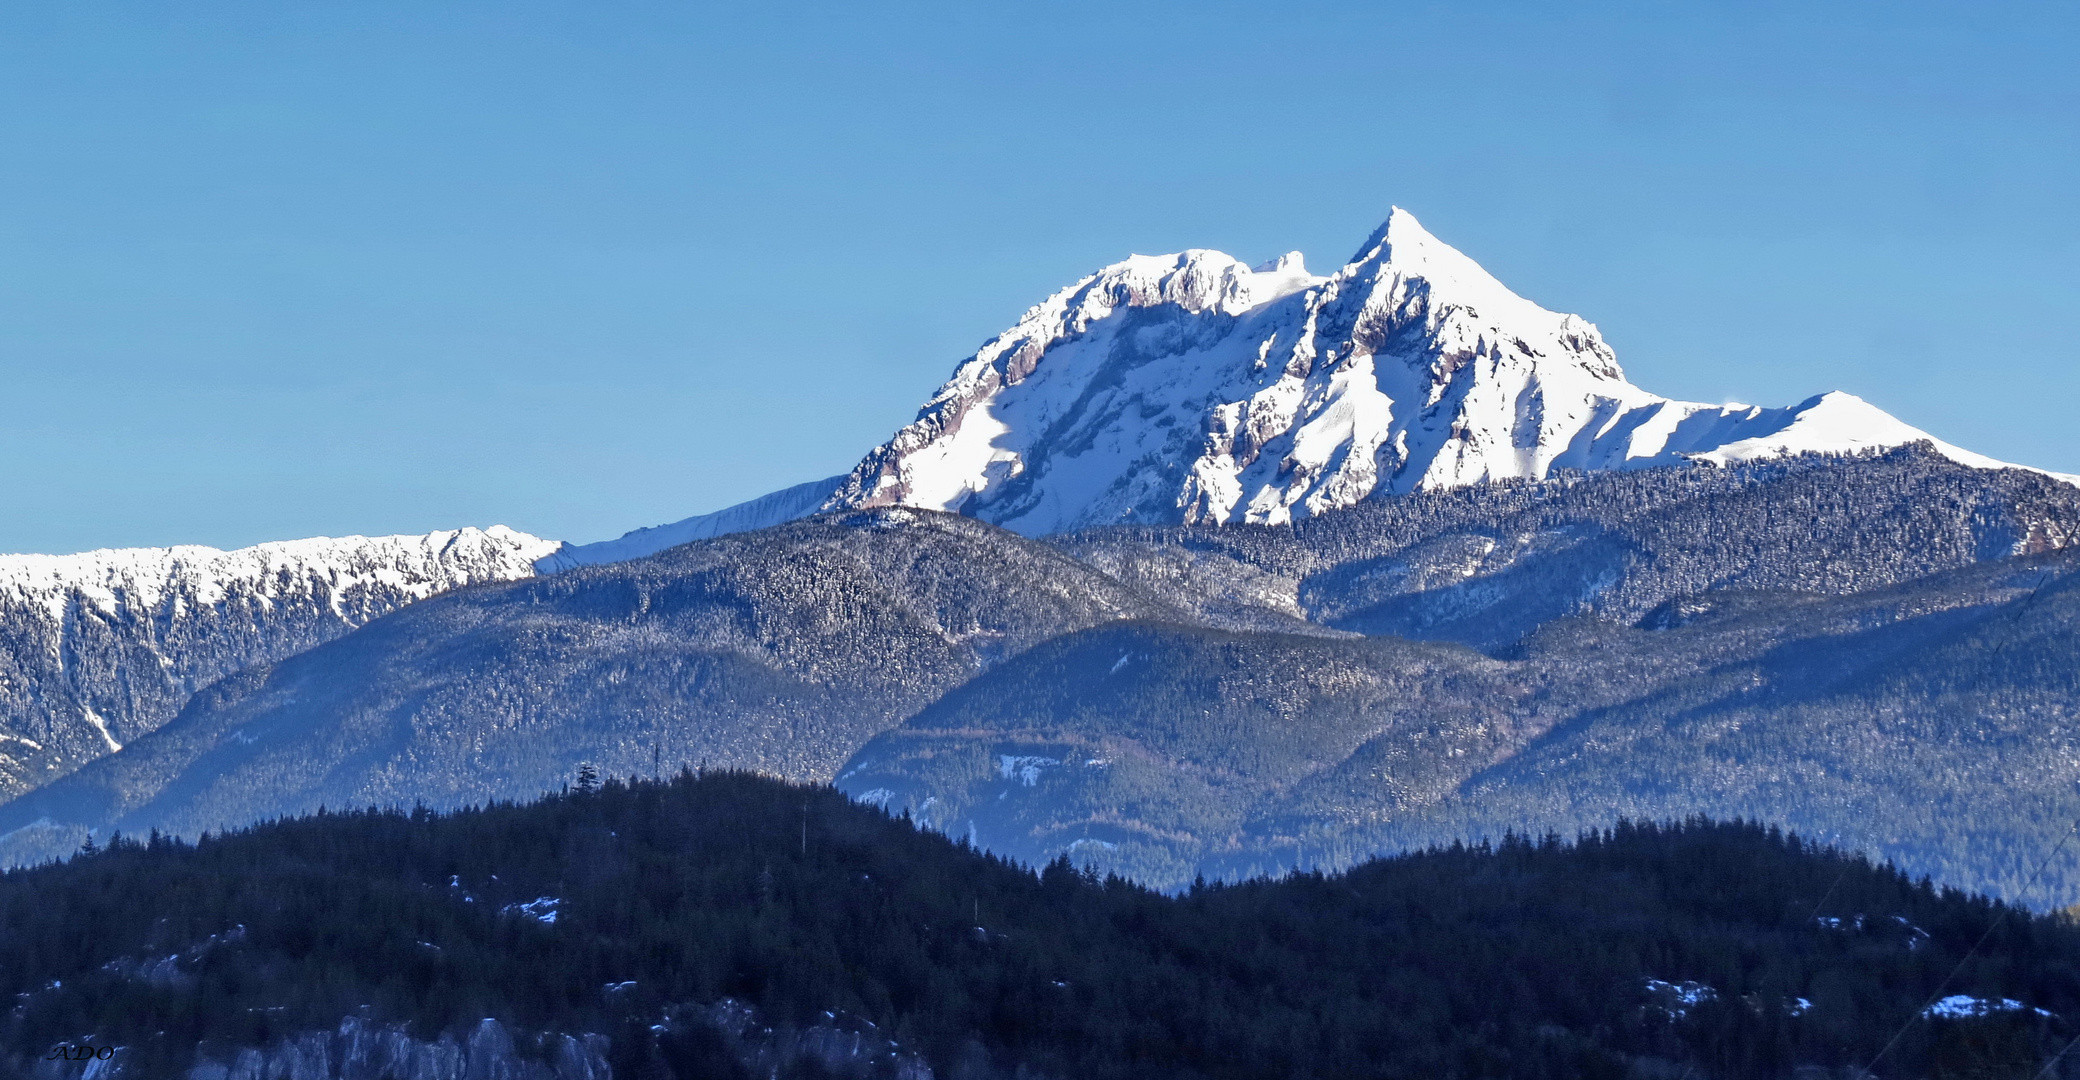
[0,526,560,799]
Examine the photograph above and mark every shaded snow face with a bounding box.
[826,209,2053,536]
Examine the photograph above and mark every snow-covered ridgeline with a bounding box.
[0,526,561,624]
[0,525,559,795]
[823,208,2075,535]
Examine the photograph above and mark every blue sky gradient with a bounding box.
[3,2,2076,551]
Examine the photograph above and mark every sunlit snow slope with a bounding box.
[825,209,2070,535]
[537,476,845,571]
[0,526,559,796]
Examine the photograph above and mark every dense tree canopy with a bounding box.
[6,771,2079,1078]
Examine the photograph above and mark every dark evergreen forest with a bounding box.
[7,771,2079,1079]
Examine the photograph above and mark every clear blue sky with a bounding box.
[3,2,2076,553]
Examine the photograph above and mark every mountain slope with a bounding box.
[823,210,2068,536]
[1362,553,2080,901]
[0,526,558,799]
[10,455,2076,891]
[0,510,1203,855]
[1056,446,2080,650]
[835,549,2080,900]
[837,620,1535,886]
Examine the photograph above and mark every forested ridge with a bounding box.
[840,546,2080,898]
[9,450,2080,913]
[7,771,2080,1079]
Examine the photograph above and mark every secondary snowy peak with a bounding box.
[0,525,558,796]
[0,525,560,623]
[825,209,2063,535]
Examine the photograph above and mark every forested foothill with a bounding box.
[8,771,2079,1079]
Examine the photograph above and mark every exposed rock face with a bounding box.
[0,526,560,799]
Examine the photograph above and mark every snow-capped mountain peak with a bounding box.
[818,209,2070,535]
[1334,206,1626,385]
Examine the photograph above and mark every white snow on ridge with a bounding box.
[1681,390,2020,472]
[821,208,2076,536]
[0,525,561,625]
